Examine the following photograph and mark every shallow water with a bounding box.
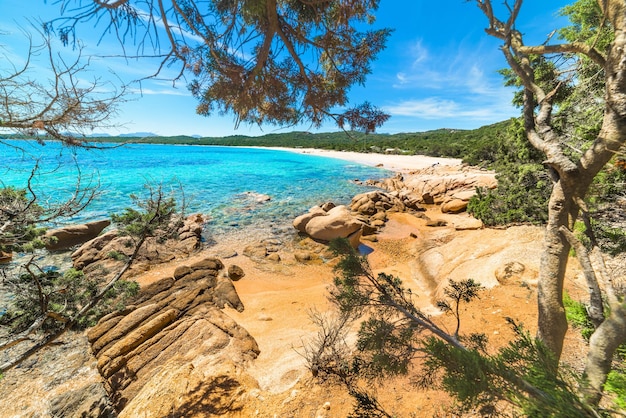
[1,140,389,241]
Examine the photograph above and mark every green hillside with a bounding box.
[84,119,513,164]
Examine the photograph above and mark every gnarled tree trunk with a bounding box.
[478,1,626,403]
[536,181,578,361]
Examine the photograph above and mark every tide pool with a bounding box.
[1,140,388,239]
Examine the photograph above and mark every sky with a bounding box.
[1,1,572,137]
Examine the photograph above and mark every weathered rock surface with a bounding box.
[495,261,527,284]
[49,382,115,418]
[408,225,542,298]
[72,214,205,275]
[45,219,111,251]
[0,333,114,418]
[451,215,484,230]
[367,165,496,209]
[88,256,259,413]
[119,357,259,418]
[228,264,246,281]
[304,205,363,244]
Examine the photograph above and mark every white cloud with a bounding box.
[385,98,460,119]
[391,36,505,93]
[383,95,516,123]
[410,39,429,66]
[382,35,518,126]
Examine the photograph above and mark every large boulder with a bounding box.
[292,205,327,233]
[441,198,469,214]
[441,190,478,214]
[88,257,258,413]
[304,205,363,244]
[45,219,111,251]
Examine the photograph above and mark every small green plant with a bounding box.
[106,250,127,261]
[605,369,626,410]
[0,187,47,253]
[563,292,595,340]
[324,238,611,416]
[111,185,182,242]
[0,266,139,333]
[437,279,483,339]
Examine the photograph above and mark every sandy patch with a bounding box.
[262,147,463,172]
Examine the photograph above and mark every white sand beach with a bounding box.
[267,147,463,172]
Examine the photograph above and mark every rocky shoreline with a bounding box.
[2,157,591,417]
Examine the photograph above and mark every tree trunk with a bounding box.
[582,305,626,406]
[536,0,626,364]
[536,181,577,362]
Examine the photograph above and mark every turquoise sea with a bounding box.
[1,140,388,241]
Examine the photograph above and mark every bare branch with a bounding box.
[0,185,172,374]
[0,26,127,144]
[518,43,606,67]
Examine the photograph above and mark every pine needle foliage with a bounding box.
[324,239,607,417]
[422,320,597,417]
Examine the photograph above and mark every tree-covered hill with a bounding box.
[78,119,513,162]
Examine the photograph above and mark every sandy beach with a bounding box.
[266,147,463,172]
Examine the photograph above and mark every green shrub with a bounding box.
[467,119,552,226]
[106,250,127,261]
[605,369,626,410]
[467,162,551,226]
[563,292,595,340]
[0,267,139,332]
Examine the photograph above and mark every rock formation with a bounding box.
[88,257,259,414]
[350,190,425,238]
[45,219,111,251]
[293,164,492,248]
[72,214,205,275]
[366,164,497,212]
[294,204,363,247]
[304,205,362,242]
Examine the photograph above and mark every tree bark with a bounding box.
[536,181,578,361]
[477,0,626,368]
[582,305,626,406]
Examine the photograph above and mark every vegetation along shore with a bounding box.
[2,1,626,417]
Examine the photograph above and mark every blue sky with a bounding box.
[1,1,571,137]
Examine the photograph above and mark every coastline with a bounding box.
[264,147,463,173]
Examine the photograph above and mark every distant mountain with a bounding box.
[119,132,159,138]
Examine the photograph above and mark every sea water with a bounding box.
[0,140,388,241]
